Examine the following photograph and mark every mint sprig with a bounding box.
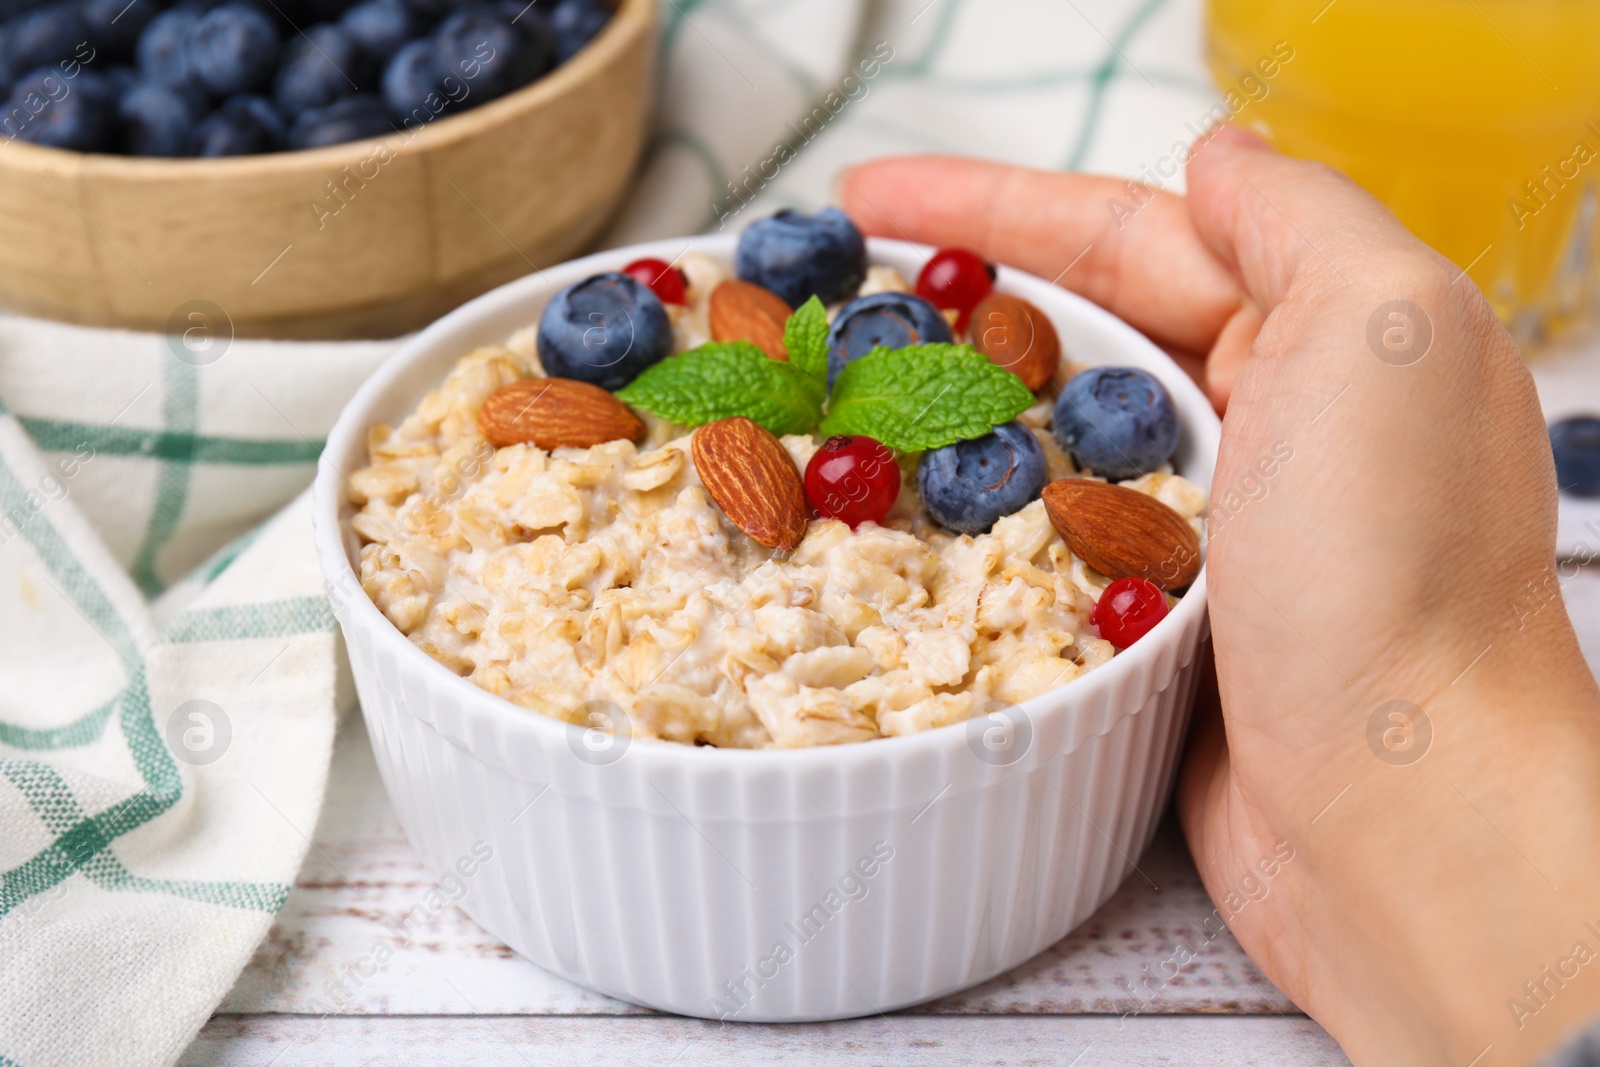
[820,344,1035,452]
[782,296,829,382]
[617,341,824,436]
[618,305,1035,451]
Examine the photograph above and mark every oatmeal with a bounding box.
[350,218,1205,749]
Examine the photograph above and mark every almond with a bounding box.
[709,279,792,360]
[478,378,645,450]
[691,417,808,551]
[970,293,1060,392]
[1041,478,1200,590]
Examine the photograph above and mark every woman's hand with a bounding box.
[840,129,1600,1067]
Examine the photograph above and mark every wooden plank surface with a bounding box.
[181,1014,1351,1066]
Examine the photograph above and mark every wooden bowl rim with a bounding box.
[0,0,654,181]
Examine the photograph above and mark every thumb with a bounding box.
[1184,125,1432,313]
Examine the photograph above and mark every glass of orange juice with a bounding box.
[1207,0,1600,345]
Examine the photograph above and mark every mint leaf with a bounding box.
[783,296,830,382]
[820,344,1034,452]
[617,342,825,436]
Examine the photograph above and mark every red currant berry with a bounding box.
[622,257,688,306]
[804,435,901,528]
[1091,577,1169,650]
[916,247,995,332]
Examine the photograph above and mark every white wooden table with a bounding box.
[182,354,1600,1066]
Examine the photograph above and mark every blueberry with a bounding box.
[435,3,549,102]
[119,79,206,154]
[918,422,1049,535]
[1,67,116,150]
[380,37,445,124]
[1052,366,1179,481]
[501,3,558,73]
[274,24,376,116]
[340,0,417,57]
[137,7,204,88]
[0,0,45,21]
[278,0,358,23]
[287,91,391,148]
[102,63,137,98]
[188,92,284,155]
[302,0,359,18]
[492,0,530,28]
[825,291,952,389]
[82,0,158,60]
[536,272,672,391]
[404,0,460,24]
[187,3,280,96]
[4,7,88,74]
[245,0,309,35]
[735,207,866,309]
[547,0,608,62]
[1551,416,1600,497]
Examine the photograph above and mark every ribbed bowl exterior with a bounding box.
[343,607,1208,1021]
[315,235,1222,1022]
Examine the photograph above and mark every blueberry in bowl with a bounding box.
[275,23,378,116]
[918,421,1050,535]
[102,63,138,99]
[0,0,614,158]
[189,92,285,156]
[135,6,205,89]
[340,0,418,59]
[380,36,447,121]
[119,79,208,155]
[825,291,953,389]
[536,272,672,391]
[3,67,117,151]
[287,92,393,149]
[1053,366,1180,480]
[187,2,280,96]
[735,207,868,308]
[299,0,362,21]
[434,3,553,102]
[83,0,158,60]
[4,5,87,74]
[548,0,611,62]
[403,0,456,21]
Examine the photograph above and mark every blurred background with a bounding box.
[617,0,1600,349]
[3,0,1597,347]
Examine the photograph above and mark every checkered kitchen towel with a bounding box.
[0,321,393,1067]
[13,0,1548,1063]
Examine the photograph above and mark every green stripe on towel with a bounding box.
[1,762,287,914]
[161,597,335,643]
[17,416,323,466]
[0,696,119,751]
[130,360,199,597]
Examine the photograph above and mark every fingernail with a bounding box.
[1210,122,1271,150]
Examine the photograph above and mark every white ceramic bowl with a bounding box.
[312,235,1221,1022]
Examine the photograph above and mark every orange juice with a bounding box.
[1207,0,1600,343]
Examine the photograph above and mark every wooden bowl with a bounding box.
[0,0,656,339]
